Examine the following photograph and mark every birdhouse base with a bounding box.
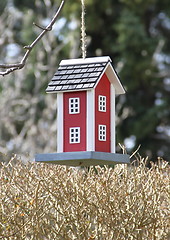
[35,151,130,166]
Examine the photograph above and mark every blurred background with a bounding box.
[0,0,170,162]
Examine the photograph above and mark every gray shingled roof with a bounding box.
[46,57,111,93]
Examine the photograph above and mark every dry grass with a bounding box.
[0,155,169,240]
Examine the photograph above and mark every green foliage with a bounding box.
[120,0,156,13]
[14,0,35,10]
[20,10,37,45]
[80,0,170,160]
[0,1,7,14]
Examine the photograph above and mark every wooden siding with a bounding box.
[63,91,86,152]
[95,73,111,152]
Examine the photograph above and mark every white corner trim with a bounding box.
[60,56,111,66]
[111,85,115,153]
[86,89,95,151]
[57,93,63,153]
[105,63,125,95]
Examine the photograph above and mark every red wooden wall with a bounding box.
[63,91,86,152]
[95,73,111,152]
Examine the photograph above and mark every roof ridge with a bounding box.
[60,56,111,66]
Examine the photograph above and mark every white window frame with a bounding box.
[98,125,106,141]
[69,98,80,114]
[70,127,80,144]
[98,95,106,112]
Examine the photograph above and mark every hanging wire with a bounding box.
[81,0,87,59]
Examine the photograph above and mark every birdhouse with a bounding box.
[35,56,129,166]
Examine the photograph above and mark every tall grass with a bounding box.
[0,155,169,239]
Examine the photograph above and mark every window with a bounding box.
[69,98,80,114]
[98,95,106,112]
[70,127,80,144]
[98,125,106,141]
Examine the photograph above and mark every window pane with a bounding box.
[69,98,80,114]
[98,125,106,141]
[98,95,106,112]
[70,127,80,143]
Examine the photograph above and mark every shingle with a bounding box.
[83,83,91,88]
[72,64,81,69]
[95,67,105,71]
[73,69,81,73]
[76,84,83,89]
[66,69,74,74]
[51,75,61,80]
[89,83,96,88]
[101,63,107,66]
[67,66,74,69]
[87,68,95,72]
[55,86,62,91]
[80,64,88,68]
[46,58,110,92]
[89,72,101,77]
[80,68,88,73]
[88,64,95,67]
[59,70,67,75]
[94,63,104,67]
[60,75,68,80]
[62,85,69,90]
[68,85,76,90]
[74,79,81,83]
[74,74,83,79]
[67,79,75,84]
[80,78,88,83]
[46,86,55,92]
[82,73,90,78]
[86,77,98,82]
[91,77,98,81]
[67,74,76,79]
[50,81,60,86]
[58,65,67,70]
[60,80,68,85]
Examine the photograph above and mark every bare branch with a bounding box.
[0,0,66,76]
[33,22,47,31]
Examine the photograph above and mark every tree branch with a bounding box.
[0,0,66,76]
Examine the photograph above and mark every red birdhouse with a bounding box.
[35,56,129,166]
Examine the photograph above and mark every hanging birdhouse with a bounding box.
[35,56,129,166]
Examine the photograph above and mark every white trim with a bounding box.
[46,88,91,94]
[105,63,125,95]
[98,124,106,141]
[111,85,115,153]
[60,56,111,66]
[93,62,125,95]
[98,95,106,112]
[69,127,80,144]
[86,89,95,151]
[57,93,63,153]
[69,97,80,114]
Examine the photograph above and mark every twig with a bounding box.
[118,143,127,154]
[0,0,66,77]
[130,144,141,159]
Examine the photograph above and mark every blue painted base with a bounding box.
[35,151,130,166]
